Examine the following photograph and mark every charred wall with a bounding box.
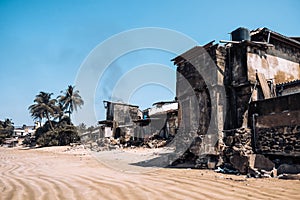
[174,45,226,155]
[172,27,300,169]
[176,61,211,136]
[249,93,300,156]
[224,43,252,130]
[224,33,300,130]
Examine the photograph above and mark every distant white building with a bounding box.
[13,126,35,137]
[148,101,178,116]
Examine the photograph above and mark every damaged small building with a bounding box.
[140,101,178,138]
[98,101,142,139]
[172,27,300,173]
[98,100,179,143]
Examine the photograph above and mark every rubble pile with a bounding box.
[85,133,170,152]
[170,151,198,168]
[82,127,300,179]
[220,127,300,178]
[86,135,130,151]
[255,125,300,155]
[64,143,88,154]
[145,139,167,148]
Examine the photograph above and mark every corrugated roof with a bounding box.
[251,27,300,47]
[276,79,300,88]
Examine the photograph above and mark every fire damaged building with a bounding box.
[172,27,300,173]
[143,101,178,135]
[98,101,142,139]
[98,100,179,144]
[91,27,299,175]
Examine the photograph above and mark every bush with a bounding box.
[36,126,80,147]
[0,119,14,144]
[35,119,80,147]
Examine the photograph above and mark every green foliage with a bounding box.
[0,119,14,144]
[35,119,80,147]
[28,86,84,147]
[28,92,58,130]
[58,85,84,118]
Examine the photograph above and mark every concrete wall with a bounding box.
[249,93,300,156]
[173,28,300,158]
[224,43,252,130]
[247,53,300,84]
[175,45,226,155]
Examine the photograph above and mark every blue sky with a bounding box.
[0,0,299,126]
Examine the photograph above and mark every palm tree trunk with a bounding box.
[46,112,55,131]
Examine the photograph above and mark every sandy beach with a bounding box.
[0,146,299,200]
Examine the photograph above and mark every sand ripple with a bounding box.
[0,147,299,200]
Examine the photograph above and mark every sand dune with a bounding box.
[0,147,299,200]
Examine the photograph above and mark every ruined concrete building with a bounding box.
[172,27,300,171]
[97,100,179,142]
[92,27,299,175]
[139,101,178,138]
[98,101,142,139]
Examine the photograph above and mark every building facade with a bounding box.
[172,27,300,159]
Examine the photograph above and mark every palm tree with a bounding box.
[54,102,64,122]
[4,118,14,127]
[58,85,84,119]
[28,92,58,130]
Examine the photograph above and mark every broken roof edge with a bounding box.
[290,37,300,42]
[152,100,177,106]
[98,120,113,125]
[171,41,221,64]
[251,27,300,47]
[172,27,300,65]
[171,45,200,62]
[103,100,139,108]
